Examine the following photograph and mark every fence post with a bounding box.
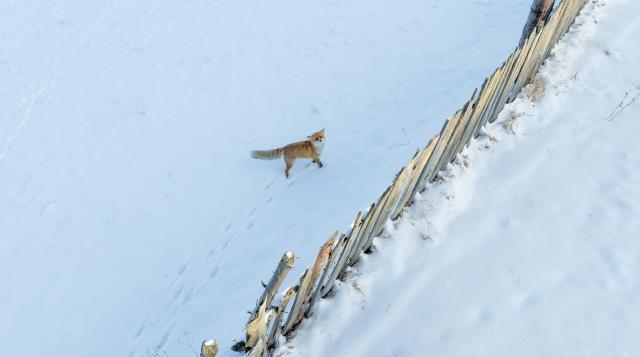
[266,286,298,349]
[519,0,554,46]
[200,340,218,357]
[250,252,296,321]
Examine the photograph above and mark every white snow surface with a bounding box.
[281,1,640,356]
[0,1,536,356]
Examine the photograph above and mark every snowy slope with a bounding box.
[0,1,535,356]
[280,0,640,355]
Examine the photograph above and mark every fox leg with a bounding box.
[284,157,294,178]
[312,154,323,168]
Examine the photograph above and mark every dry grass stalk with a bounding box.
[502,111,529,134]
[525,77,546,102]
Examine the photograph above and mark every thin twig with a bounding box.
[607,90,639,122]
[401,128,410,145]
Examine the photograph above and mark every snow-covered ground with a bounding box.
[0,1,535,356]
[281,1,640,356]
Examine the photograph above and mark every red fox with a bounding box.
[251,129,325,178]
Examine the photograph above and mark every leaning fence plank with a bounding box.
[507,28,540,103]
[530,15,558,77]
[322,212,362,298]
[483,58,515,127]
[519,0,555,47]
[434,109,464,173]
[348,201,380,266]
[488,50,521,124]
[247,338,266,357]
[246,299,276,350]
[349,195,384,266]
[282,269,311,335]
[392,136,439,219]
[299,233,337,317]
[449,89,479,159]
[471,66,506,139]
[530,1,566,77]
[323,215,362,296]
[521,30,544,86]
[539,0,565,60]
[378,150,421,224]
[421,115,461,186]
[306,233,347,317]
[320,212,363,297]
[478,58,513,128]
[362,184,394,252]
[512,30,543,97]
[458,76,492,150]
[266,286,298,349]
[250,252,296,321]
[410,119,453,196]
[496,46,528,115]
[368,149,420,241]
[552,0,574,45]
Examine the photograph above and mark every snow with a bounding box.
[0,1,536,356]
[280,0,640,356]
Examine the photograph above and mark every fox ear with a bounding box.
[321,128,325,133]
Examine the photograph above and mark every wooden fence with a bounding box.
[207,0,589,355]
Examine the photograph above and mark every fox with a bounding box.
[251,129,325,178]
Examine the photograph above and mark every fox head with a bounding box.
[307,128,325,144]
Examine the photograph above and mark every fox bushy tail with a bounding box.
[251,148,283,160]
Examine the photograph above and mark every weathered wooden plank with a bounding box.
[251,251,296,321]
[507,27,541,103]
[347,204,376,265]
[413,117,457,194]
[348,189,388,266]
[282,269,311,335]
[368,149,421,242]
[266,286,297,350]
[247,338,266,357]
[457,78,490,151]
[392,135,439,219]
[478,57,513,128]
[528,1,567,78]
[434,109,464,173]
[245,299,276,349]
[471,65,507,139]
[286,234,337,324]
[449,89,479,158]
[519,0,555,47]
[405,134,442,202]
[362,184,394,252]
[322,213,362,298]
[487,49,521,124]
[512,29,543,96]
[519,0,583,100]
[542,0,567,57]
[304,232,340,318]
[553,0,576,43]
[305,233,346,317]
[559,0,585,37]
